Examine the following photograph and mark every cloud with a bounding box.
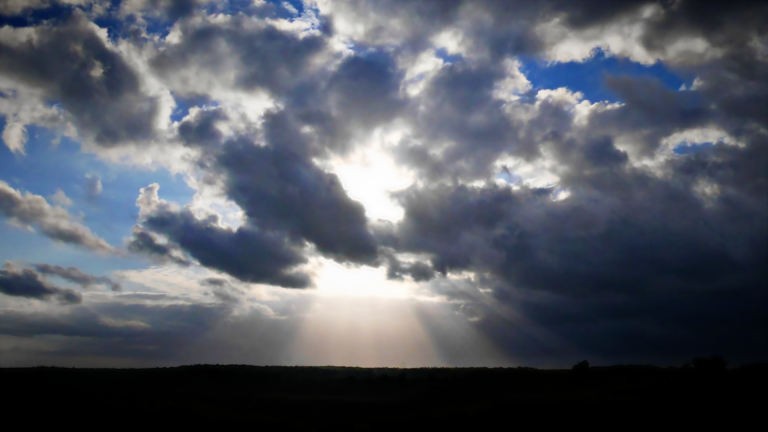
[216,140,379,264]
[0,291,306,366]
[1,0,767,366]
[129,183,312,288]
[49,189,73,207]
[84,174,102,201]
[33,263,121,291]
[0,77,69,154]
[150,12,327,97]
[135,0,768,363]
[0,302,229,359]
[121,0,203,22]
[382,249,436,282]
[126,225,192,266]
[385,138,767,361]
[0,11,161,150]
[0,181,115,254]
[0,262,82,304]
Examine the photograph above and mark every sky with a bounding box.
[0,0,766,368]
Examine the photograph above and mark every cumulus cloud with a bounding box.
[0,181,114,254]
[0,11,161,150]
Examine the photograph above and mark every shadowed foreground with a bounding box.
[4,362,766,428]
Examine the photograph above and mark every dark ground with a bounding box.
[3,362,766,429]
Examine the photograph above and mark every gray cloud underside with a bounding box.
[0,289,312,367]
[128,183,311,288]
[0,302,233,364]
[33,263,121,291]
[0,263,82,304]
[0,181,114,253]
[141,206,312,288]
[126,225,193,266]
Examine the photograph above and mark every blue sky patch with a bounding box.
[435,48,463,64]
[673,142,715,155]
[522,49,693,103]
[0,2,75,28]
[0,120,195,250]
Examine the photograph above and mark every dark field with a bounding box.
[4,362,766,429]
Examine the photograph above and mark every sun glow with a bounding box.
[291,295,442,367]
[310,257,416,299]
[327,127,415,223]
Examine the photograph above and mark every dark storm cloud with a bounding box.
[394,154,767,296]
[33,263,121,291]
[0,11,160,147]
[0,263,82,304]
[388,135,768,362]
[380,0,768,353]
[138,205,312,288]
[126,225,193,266]
[216,139,378,264]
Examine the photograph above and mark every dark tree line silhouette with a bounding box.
[2,358,765,429]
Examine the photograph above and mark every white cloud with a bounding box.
[0,78,71,154]
[49,189,73,207]
[493,58,532,102]
[661,126,738,152]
